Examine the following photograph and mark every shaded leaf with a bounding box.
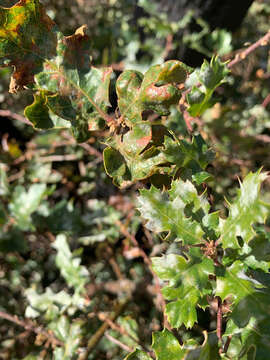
[104,122,167,187]
[0,164,9,196]
[215,260,269,333]
[152,249,214,328]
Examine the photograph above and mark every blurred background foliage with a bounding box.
[0,0,269,359]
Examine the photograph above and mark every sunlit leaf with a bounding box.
[219,171,270,249]
[117,60,187,126]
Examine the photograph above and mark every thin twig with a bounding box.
[99,313,152,355]
[0,311,63,347]
[223,335,232,354]
[104,332,133,352]
[262,94,270,109]
[0,109,32,126]
[216,297,223,342]
[228,30,270,69]
[39,154,79,162]
[78,298,129,360]
[162,34,173,60]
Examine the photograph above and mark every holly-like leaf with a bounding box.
[152,249,214,328]
[186,56,229,117]
[162,134,215,171]
[0,1,112,141]
[152,329,220,360]
[222,264,270,360]
[138,178,215,244]
[124,349,151,360]
[53,234,89,295]
[219,171,270,249]
[152,329,187,360]
[116,60,187,126]
[225,318,270,360]
[216,260,268,321]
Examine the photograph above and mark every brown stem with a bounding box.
[104,332,133,352]
[262,94,270,109]
[0,311,63,347]
[216,297,223,342]
[223,335,232,354]
[228,30,270,69]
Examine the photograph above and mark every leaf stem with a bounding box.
[216,296,223,342]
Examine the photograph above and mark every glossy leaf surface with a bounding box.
[152,249,214,328]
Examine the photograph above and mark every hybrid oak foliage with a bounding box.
[1,1,270,359]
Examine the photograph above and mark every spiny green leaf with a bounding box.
[116,60,187,126]
[152,249,214,328]
[53,234,89,295]
[219,171,270,249]
[186,56,229,117]
[162,134,215,171]
[225,318,270,360]
[242,227,270,272]
[215,260,268,321]
[152,330,220,360]
[152,329,186,359]
[138,178,215,244]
